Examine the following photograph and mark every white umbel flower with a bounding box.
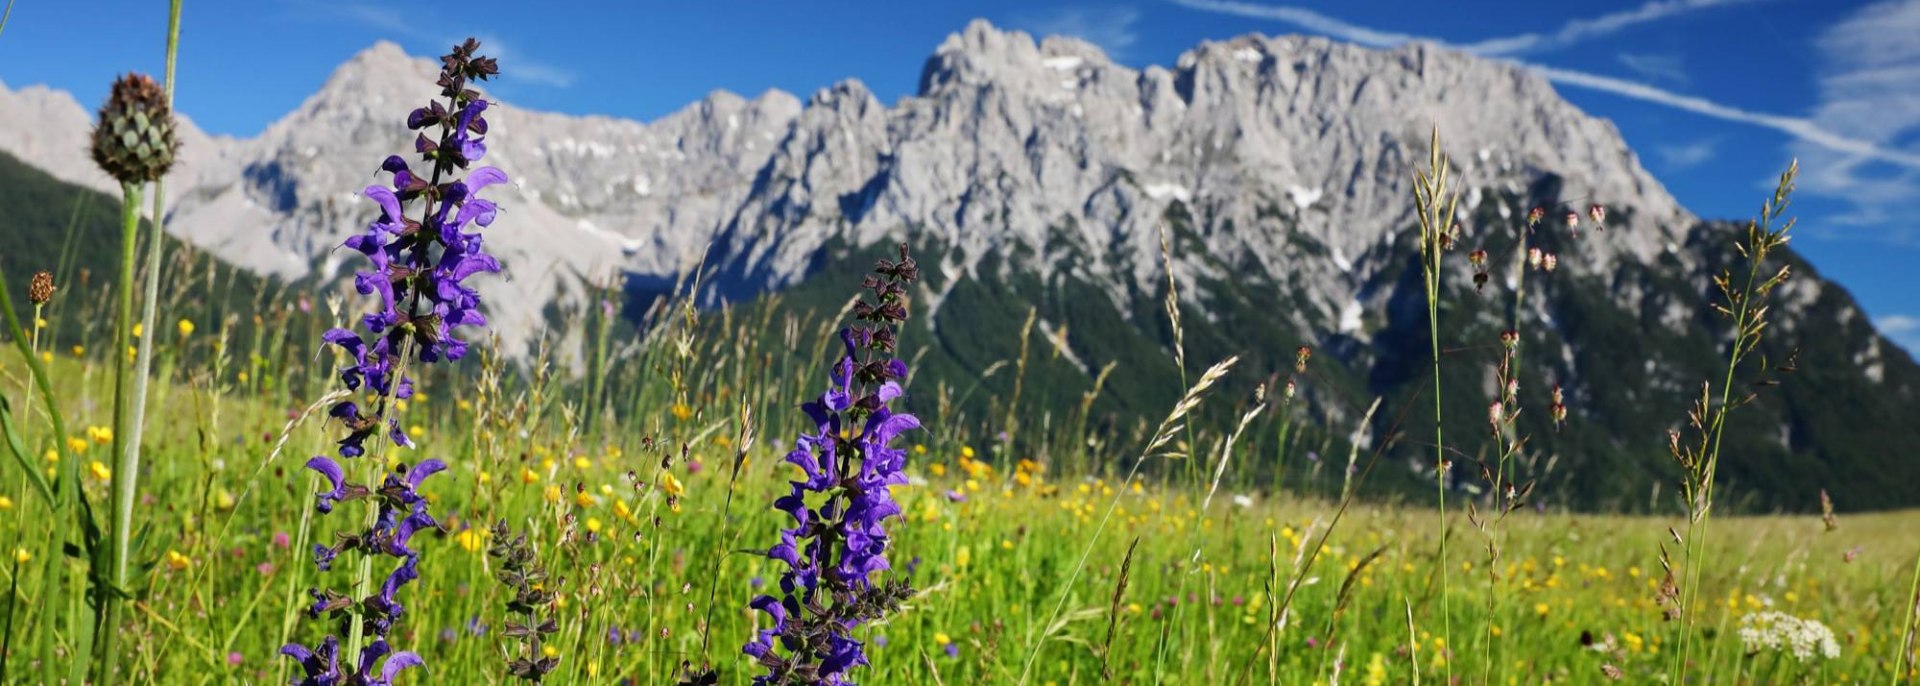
[1737,611,1840,661]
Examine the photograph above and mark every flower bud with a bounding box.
[28,271,54,305]
[90,73,179,184]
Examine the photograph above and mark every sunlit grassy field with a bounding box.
[2,339,1917,684]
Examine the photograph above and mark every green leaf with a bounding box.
[0,393,56,505]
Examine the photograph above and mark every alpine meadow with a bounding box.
[3,3,1920,685]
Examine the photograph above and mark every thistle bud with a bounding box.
[1542,253,1558,273]
[1527,247,1543,269]
[1499,329,1519,350]
[1588,204,1606,226]
[90,73,179,184]
[1468,248,1487,266]
[28,271,54,305]
[1527,206,1545,225]
[1294,345,1312,373]
[1284,378,1297,401]
[1565,211,1580,232]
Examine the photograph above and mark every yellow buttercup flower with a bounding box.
[88,461,112,481]
[177,318,195,337]
[87,426,113,444]
[457,528,485,552]
[13,548,30,564]
[0,496,12,511]
[164,550,191,571]
[660,472,685,498]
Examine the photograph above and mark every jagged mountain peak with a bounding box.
[919,19,1120,97]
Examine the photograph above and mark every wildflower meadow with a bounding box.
[0,13,1917,686]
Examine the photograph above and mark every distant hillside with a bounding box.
[0,149,288,362]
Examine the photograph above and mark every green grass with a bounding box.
[1,337,1917,684]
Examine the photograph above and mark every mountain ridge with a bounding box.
[2,21,1914,510]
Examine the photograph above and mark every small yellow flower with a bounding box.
[34,317,48,330]
[39,351,52,364]
[929,463,947,477]
[70,345,84,358]
[574,456,592,470]
[585,517,603,534]
[88,461,112,481]
[177,319,195,337]
[164,550,191,571]
[215,488,236,510]
[87,426,113,444]
[574,491,597,508]
[520,468,540,484]
[671,402,693,421]
[478,471,492,485]
[131,323,143,339]
[660,472,685,498]
[407,425,425,439]
[955,546,971,568]
[0,496,12,511]
[13,548,30,564]
[542,644,560,659]
[613,499,634,521]
[457,528,485,552]
[42,449,58,464]
[1534,602,1550,616]
[960,446,975,459]
[934,632,952,645]
[544,485,562,504]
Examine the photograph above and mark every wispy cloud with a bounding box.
[1165,0,1415,48]
[1166,0,1920,178]
[1168,0,1758,55]
[1460,0,1767,56]
[1878,314,1920,351]
[1617,52,1691,85]
[1017,5,1145,59]
[1789,0,1920,238]
[1657,139,1717,169]
[301,2,576,89]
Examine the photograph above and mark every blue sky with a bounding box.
[2,0,1915,350]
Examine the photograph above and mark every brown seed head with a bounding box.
[28,271,55,305]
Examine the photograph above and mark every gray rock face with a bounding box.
[0,21,1695,356]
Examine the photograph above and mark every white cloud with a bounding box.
[471,34,577,89]
[1166,0,1418,48]
[1656,139,1717,168]
[1617,52,1691,85]
[1790,0,1920,238]
[1167,0,1920,178]
[1460,0,1767,55]
[1878,314,1920,351]
[308,3,576,89]
[1170,0,1759,55]
[1019,6,1144,58]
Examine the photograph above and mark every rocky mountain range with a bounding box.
[3,20,1915,509]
